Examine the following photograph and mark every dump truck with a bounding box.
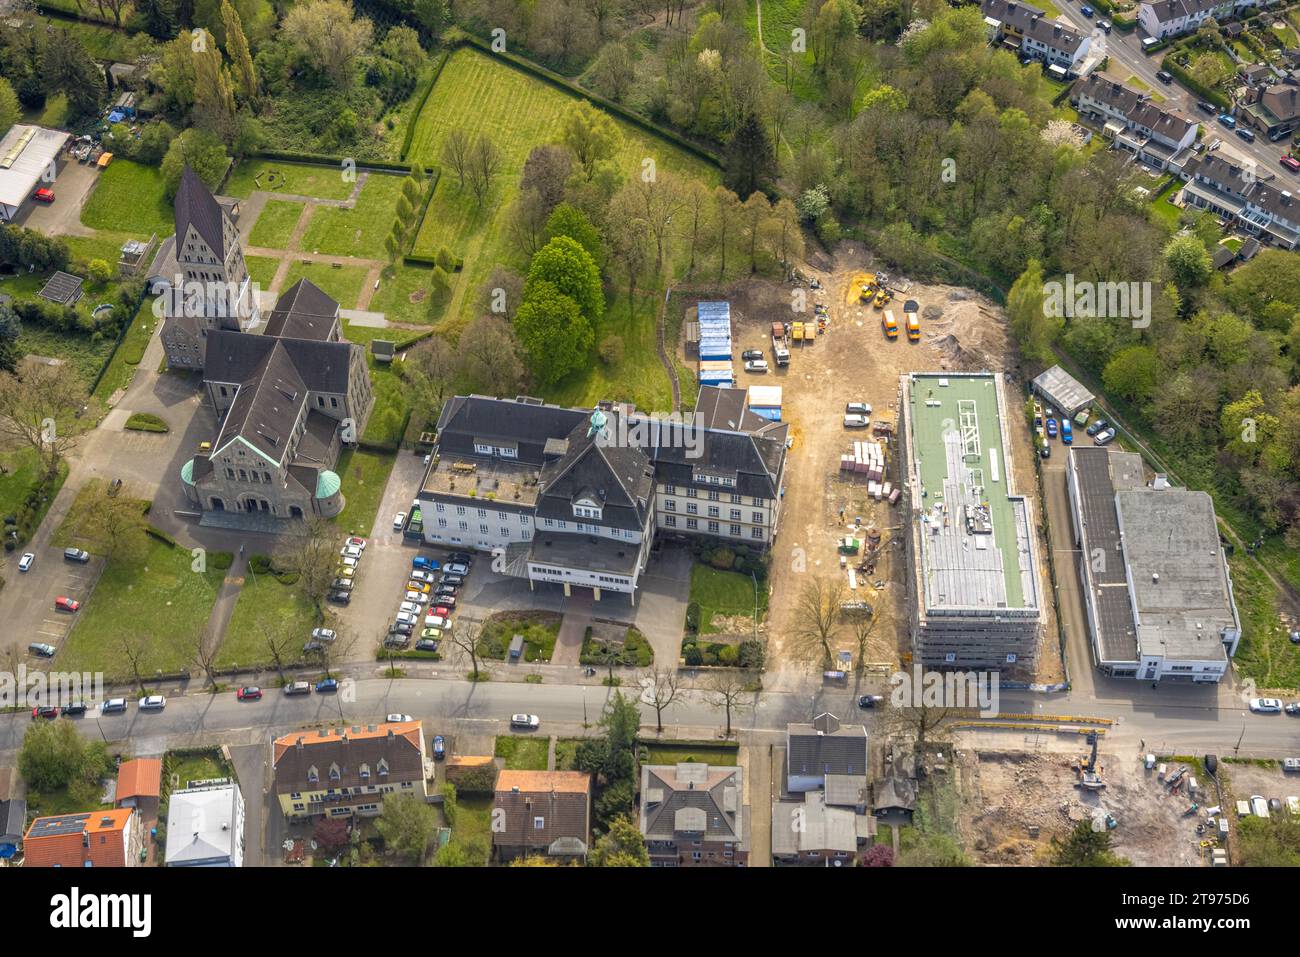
[882,310,898,339]
[772,336,789,366]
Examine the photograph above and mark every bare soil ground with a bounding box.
[957,747,1214,866]
[675,242,1062,683]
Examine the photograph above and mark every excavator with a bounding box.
[859,273,879,303]
[1073,731,1106,790]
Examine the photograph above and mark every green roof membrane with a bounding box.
[907,373,1036,612]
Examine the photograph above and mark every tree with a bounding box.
[1163,234,1213,291]
[314,816,350,853]
[680,178,712,275]
[740,190,771,274]
[0,362,85,480]
[711,186,741,279]
[407,335,457,425]
[791,576,844,669]
[192,29,239,144]
[459,313,526,396]
[258,610,304,682]
[161,128,230,199]
[527,235,605,327]
[513,280,591,386]
[561,100,622,179]
[283,0,372,88]
[274,516,339,617]
[521,144,575,214]
[645,666,681,733]
[1007,259,1058,367]
[1050,821,1130,866]
[221,0,258,105]
[1102,344,1162,404]
[0,77,19,136]
[587,814,649,866]
[138,0,179,38]
[375,792,439,862]
[706,669,753,737]
[444,620,486,680]
[546,203,605,267]
[69,484,149,565]
[722,112,775,199]
[1236,814,1300,867]
[442,127,472,189]
[19,719,111,801]
[93,0,132,27]
[465,134,502,207]
[0,297,20,375]
[861,844,894,866]
[630,170,684,271]
[591,39,636,102]
[118,632,150,696]
[41,29,105,117]
[607,189,650,306]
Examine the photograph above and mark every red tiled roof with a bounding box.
[24,808,135,868]
[116,758,162,801]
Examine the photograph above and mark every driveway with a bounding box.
[227,742,269,867]
[632,544,692,666]
[12,157,100,237]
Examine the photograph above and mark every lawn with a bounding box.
[494,736,550,770]
[165,750,233,792]
[59,535,224,680]
[444,793,493,865]
[478,611,561,662]
[689,564,765,635]
[245,255,281,291]
[643,744,738,767]
[368,264,439,325]
[300,172,406,260]
[93,298,157,402]
[362,358,411,447]
[16,325,114,388]
[405,47,716,338]
[223,160,357,201]
[249,199,306,250]
[80,159,175,239]
[279,260,368,310]
[216,571,319,668]
[331,447,397,536]
[1229,553,1300,691]
[0,448,68,546]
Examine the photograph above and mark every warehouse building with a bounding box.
[1031,364,1094,419]
[899,372,1043,670]
[1066,447,1241,682]
[0,125,69,222]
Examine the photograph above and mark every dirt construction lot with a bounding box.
[677,242,1062,682]
[956,747,1215,866]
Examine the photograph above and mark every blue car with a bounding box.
[1062,419,1073,445]
[1080,4,1093,15]
[1046,418,1058,438]
[315,678,339,693]
[433,735,446,760]
[1218,114,1236,129]
[411,556,441,572]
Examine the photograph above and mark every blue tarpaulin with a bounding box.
[748,406,782,421]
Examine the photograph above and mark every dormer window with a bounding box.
[360,763,370,780]
[307,766,319,784]
[328,763,341,781]
[573,498,602,521]
[377,760,389,777]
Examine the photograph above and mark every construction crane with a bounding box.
[1074,731,1106,790]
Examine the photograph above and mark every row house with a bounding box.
[981,0,1092,75]
[1071,72,1199,171]
[1138,0,1256,40]
[1181,152,1300,247]
[1241,82,1300,140]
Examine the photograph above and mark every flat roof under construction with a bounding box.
[905,373,1038,615]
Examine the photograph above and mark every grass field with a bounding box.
[249,199,305,249]
[643,744,739,767]
[0,448,67,535]
[689,564,765,635]
[279,260,368,310]
[368,264,439,325]
[405,48,716,340]
[223,160,357,201]
[300,173,406,260]
[16,326,114,388]
[494,736,550,770]
[216,572,318,669]
[1230,553,1300,691]
[80,160,175,238]
[245,255,281,291]
[332,447,397,536]
[94,299,158,402]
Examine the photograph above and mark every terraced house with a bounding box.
[981,0,1091,75]
[1138,0,1256,40]
[1070,73,1199,172]
[417,385,787,603]
[272,721,430,820]
[1180,153,1300,249]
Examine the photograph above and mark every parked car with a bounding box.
[412,556,439,572]
[335,565,355,579]
[410,569,436,584]
[346,536,367,550]
[28,641,56,658]
[395,610,419,625]
[407,581,431,594]
[1282,155,1300,173]
[315,678,339,693]
[424,614,448,629]
[387,713,413,723]
[1286,702,1300,715]
[435,585,458,599]
[1040,443,1051,459]
[32,706,59,720]
[32,187,54,202]
[433,735,446,759]
[1086,418,1109,436]
[415,638,440,652]
[447,552,473,565]
[441,574,465,588]
[138,695,166,711]
[1061,419,1073,445]
[1218,113,1236,128]
[55,596,80,612]
[433,604,454,618]
[1250,697,1283,713]
[744,358,769,373]
[284,681,311,696]
[1080,4,1093,15]
[311,628,337,642]
[421,626,442,640]
[434,595,456,609]
[844,414,869,428]
[304,641,325,653]
[100,697,127,714]
[510,713,541,729]
[1046,418,1058,438]
[445,562,470,577]
[1197,101,1217,115]
[846,402,872,415]
[1285,758,1300,771]
[404,590,428,605]
[339,556,358,569]
[327,590,352,606]
[1098,18,1111,32]
[857,694,884,709]
[1093,428,1116,446]
[1236,127,1256,143]
[383,634,409,649]
[340,545,363,560]
[63,547,91,563]
[390,620,414,636]
[236,686,262,701]
[17,553,34,572]
[63,702,87,717]
[392,511,406,531]
[1155,70,1173,85]
[399,601,422,616]
[331,578,353,592]
[741,349,764,360]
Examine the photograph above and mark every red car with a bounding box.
[236,686,262,701]
[32,706,59,719]
[54,596,80,612]
[1282,155,1300,173]
[32,187,54,203]
[434,605,453,617]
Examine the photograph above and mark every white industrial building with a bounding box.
[0,125,70,222]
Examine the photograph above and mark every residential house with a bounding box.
[1180,152,1300,247]
[165,783,246,867]
[771,790,877,866]
[1241,83,1300,139]
[981,0,1092,74]
[786,713,869,793]
[159,165,259,370]
[417,385,787,604]
[1137,0,1254,41]
[492,770,592,862]
[1071,72,1199,171]
[179,277,374,522]
[272,721,430,820]
[23,808,143,867]
[640,763,748,867]
[115,757,161,812]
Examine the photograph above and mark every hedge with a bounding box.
[210,551,234,570]
[145,525,176,547]
[124,412,169,433]
[1161,55,1232,110]
[244,151,436,175]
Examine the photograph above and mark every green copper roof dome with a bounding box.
[316,469,341,499]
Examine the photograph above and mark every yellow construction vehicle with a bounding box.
[873,288,892,309]
[859,274,878,302]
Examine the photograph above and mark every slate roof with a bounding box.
[493,771,591,854]
[640,763,744,844]
[175,165,229,258]
[272,722,425,796]
[534,413,655,532]
[1073,73,1195,145]
[435,395,589,466]
[262,279,339,341]
[1143,0,1222,26]
[787,717,869,781]
[212,342,308,466]
[982,0,1086,54]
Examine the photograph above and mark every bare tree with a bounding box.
[791,575,845,670]
[0,363,85,480]
[308,624,358,680]
[465,135,502,207]
[711,186,741,280]
[407,335,458,425]
[192,624,221,688]
[274,517,338,618]
[459,314,525,398]
[631,169,684,271]
[889,700,955,755]
[259,612,303,683]
[442,127,472,189]
[117,633,148,696]
[607,189,651,307]
[646,666,681,734]
[443,620,485,680]
[706,669,754,738]
[506,188,552,258]
[67,482,149,564]
[678,178,712,276]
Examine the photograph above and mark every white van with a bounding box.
[1250,795,1270,818]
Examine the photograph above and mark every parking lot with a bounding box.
[680,243,1062,681]
[11,547,103,663]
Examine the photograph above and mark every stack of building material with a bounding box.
[840,440,885,482]
[697,300,733,386]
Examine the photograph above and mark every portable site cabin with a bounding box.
[697,301,732,359]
